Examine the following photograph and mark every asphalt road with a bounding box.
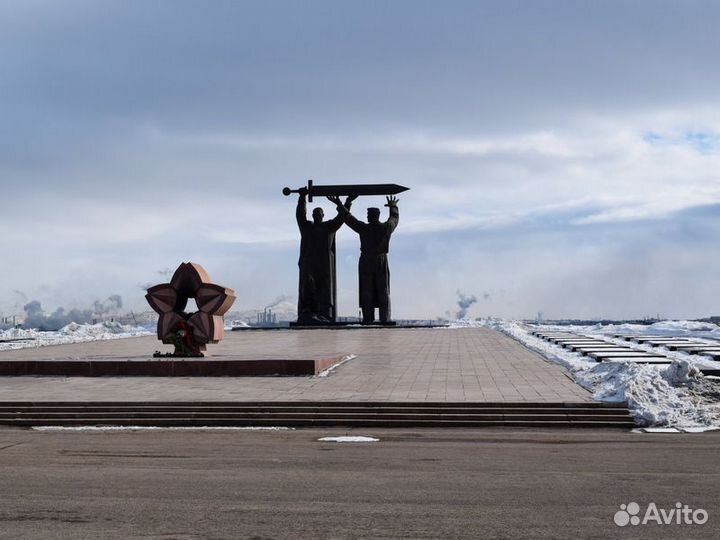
[0,427,718,540]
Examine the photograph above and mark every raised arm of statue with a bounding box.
[385,195,399,233]
[327,195,364,233]
[296,189,309,228]
[327,194,357,231]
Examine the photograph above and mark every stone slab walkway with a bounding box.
[0,328,590,403]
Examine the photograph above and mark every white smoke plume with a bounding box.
[264,294,293,310]
[456,289,478,319]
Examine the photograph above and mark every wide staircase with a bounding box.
[0,401,634,428]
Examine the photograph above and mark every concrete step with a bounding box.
[574,349,634,356]
[645,341,701,347]
[0,401,634,428]
[617,335,666,340]
[633,337,689,343]
[666,344,720,351]
[0,412,631,421]
[548,337,596,341]
[0,417,635,428]
[603,358,673,365]
[561,342,611,348]
[589,351,667,360]
[0,406,630,415]
[0,400,630,408]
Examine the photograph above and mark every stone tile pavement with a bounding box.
[0,328,591,403]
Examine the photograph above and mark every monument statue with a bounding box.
[284,180,409,325]
[328,194,400,325]
[295,188,356,324]
[145,262,236,356]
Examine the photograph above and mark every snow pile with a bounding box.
[0,321,152,351]
[316,355,355,377]
[0,326,36,341]
[594,320,720,340]
[467,319,720,429]
[228,320,250,330]
[318,436,379,443]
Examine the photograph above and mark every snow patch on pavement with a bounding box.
[318,436,379,442]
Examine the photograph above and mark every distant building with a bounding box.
[251,308,286,327]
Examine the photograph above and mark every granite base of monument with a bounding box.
[289,321,396,328]
[285,321,451,329]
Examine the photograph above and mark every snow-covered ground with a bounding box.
[460,319,720,429]
[0,321,153,351]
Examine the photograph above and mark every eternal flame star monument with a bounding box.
[146,262,236,356]
[284,180,408,326]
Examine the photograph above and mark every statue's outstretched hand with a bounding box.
[345,193,359,206]
[385,195,399,206]
[327,195,343,206]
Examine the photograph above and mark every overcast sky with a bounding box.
[2,0,720,320]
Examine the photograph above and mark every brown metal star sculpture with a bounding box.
[145,262,236,357]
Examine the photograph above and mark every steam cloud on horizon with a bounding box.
[456,290,478,319]
[22,295,124,331]
[264,294,293,311]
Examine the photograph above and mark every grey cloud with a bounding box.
[3,1,720,138]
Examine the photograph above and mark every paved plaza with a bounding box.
[0,328,590,403]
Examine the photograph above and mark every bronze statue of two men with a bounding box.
[291,182,404,325]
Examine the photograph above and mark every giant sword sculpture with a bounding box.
[283,179,409,202]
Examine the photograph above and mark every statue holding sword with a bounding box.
[294,187,356,324]
[328,194,400,325]
[284,180,408,325]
